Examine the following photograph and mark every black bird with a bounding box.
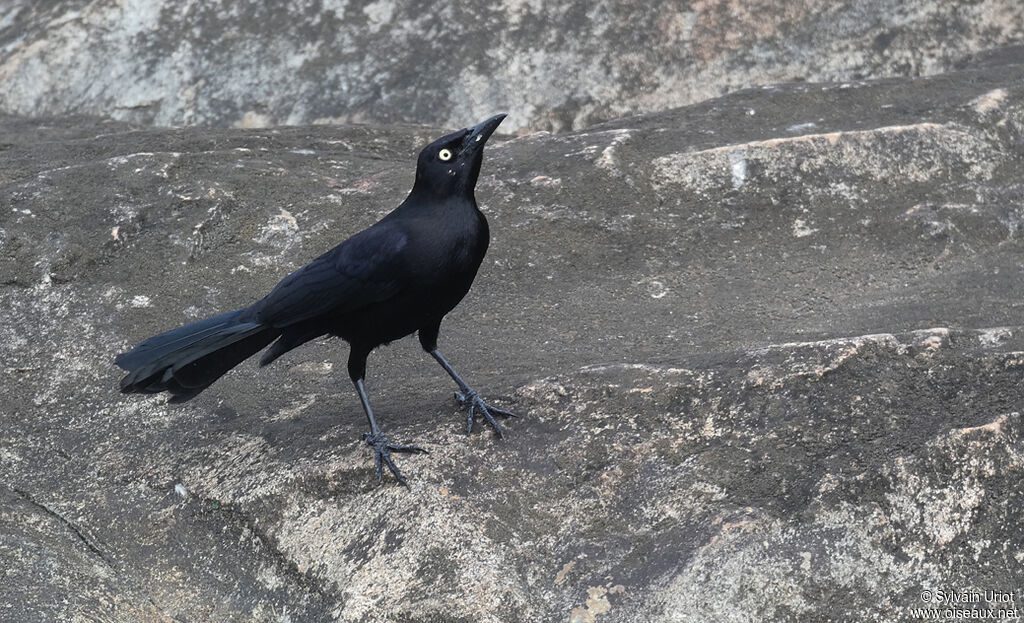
[115,114,515,485]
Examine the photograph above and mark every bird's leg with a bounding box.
[428,350,517,436]
[353,378,426,487]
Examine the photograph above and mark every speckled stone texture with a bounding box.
[2,50,1024,622]
[1,1,1023,131]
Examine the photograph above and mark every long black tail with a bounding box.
[115,308,280,403]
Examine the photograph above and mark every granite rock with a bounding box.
[1,1,1023,131]
[2,50,1024,622]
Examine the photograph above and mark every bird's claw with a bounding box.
[363,431,427,487]
[455,389,517,437]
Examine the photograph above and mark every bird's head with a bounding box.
[412,113,507,199]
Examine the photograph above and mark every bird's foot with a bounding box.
[363,432,427,487]
[455,388,517,437]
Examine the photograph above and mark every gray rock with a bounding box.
[2,49,1024,621]
[1,1,1023,132]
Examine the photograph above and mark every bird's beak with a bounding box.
[463,113,507,152]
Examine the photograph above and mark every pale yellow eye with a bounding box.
[438,148,453,161]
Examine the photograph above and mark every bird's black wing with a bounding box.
[255,222,409,328]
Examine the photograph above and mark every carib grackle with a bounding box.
[115,114,515,486]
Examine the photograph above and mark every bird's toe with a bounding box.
[456,390,516,437]
[363,432,423,487]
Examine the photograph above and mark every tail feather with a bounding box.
[259,321,330,367]
[116,308,280,402]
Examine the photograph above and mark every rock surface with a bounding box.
[2,49,1024,622]
[1,1,1023,132]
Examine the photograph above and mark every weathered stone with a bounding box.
[2,50,1024,621]
[1,1,1023,132]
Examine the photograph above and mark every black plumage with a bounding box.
[116,114,514,485]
